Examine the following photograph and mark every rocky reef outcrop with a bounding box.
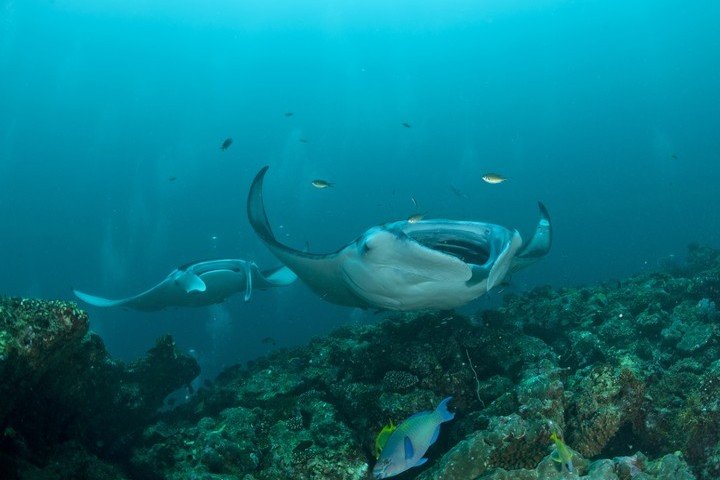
[125,245,720,480]
[0,297,199,479]
[4,244,720,479]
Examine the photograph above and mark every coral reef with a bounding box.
[6,244,720,479]
[459,451,695,480]
[0,297,199,479]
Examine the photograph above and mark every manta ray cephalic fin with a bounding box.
[487,231,522,291]
[262,266,298,286]
[177,272,207,293]
[243,262,253,302]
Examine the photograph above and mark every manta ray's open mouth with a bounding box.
[401,227,492,267]
[417,238,490,266]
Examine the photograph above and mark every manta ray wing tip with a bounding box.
[537,201,550,220]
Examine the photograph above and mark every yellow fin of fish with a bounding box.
[374,420,397,458]
[550,432,573,463]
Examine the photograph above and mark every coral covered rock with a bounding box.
[0,297,199,478]
[6,244,720,480]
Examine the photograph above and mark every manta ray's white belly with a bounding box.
[340,232,488,311]
[346,266,488,310]
[179,270,249,306]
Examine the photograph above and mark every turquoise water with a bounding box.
[1,0,719,371]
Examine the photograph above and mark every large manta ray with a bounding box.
[247,166,551,311]
[73,259,297,312]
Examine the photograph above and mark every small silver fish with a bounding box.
[311,179,334,189]
[410,196,418,208]
[407,213,425,224]
[482,173,507,184]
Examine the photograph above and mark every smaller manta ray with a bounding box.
[73,259,297,312]
[248,166,552,311]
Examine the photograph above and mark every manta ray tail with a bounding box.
[261,266,298,286]
[73,289,128,308]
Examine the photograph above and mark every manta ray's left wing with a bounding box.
[247,166,367,307]
[72,289,130,308]
[72,278,178,312]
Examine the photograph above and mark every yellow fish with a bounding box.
[482,173,507,184]
[550,432,574,473]
[311,179,334,189]
[374,420,397,458]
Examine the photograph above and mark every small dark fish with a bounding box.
[261,336,277,346]
[293,440,314,452]
[401,122,411,128]
[168,176,177,182]
[670,153,678,160]
[449,185,469,199]
[657,253,682,273]
[220,138,233,150]
[288,357,306,369]
[284,112,294,117]
[299,138,309,143]
[311,179,334,189]
[496,280,512,294]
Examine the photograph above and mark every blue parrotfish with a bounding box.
[373,397,455,479]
